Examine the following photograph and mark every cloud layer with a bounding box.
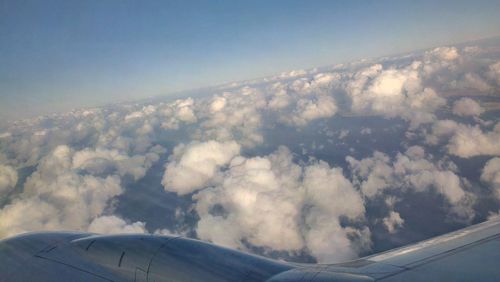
[190,146,368,262]
[0,42,499,263]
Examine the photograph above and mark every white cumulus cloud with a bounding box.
[0,164,17,196]
[452,98,484,117]
[162,140,241,195]
[481,158,500,200]
[88,215,147,234]
[426,120,500,158]
[347,146,475,220]
[383,211,405,234]
[0,146,123,238]
[187,147,368,262]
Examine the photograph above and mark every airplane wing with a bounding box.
[0,232,292,281]
[0,216,499,281]
[271,215,500,281]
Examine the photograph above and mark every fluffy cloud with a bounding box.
[0,42,499,263]
[175,98,198,123]
[452,98,484,117]
[487,61,500,85]
[162,140,241,195]
[289,95,338,126]
[278,69,307,79]
[88,215,147,234]
[0,99,177,239]
[347,146,474,220]
[267,83,291,110]
[0,146,123,238]
[209,96,227,113]
[267,74,341,126]
[427,120,500,158]
[420,46,500,96]
[383,211,405,234]
[344,61,445,127]
[185,147,368,262]
[459,73,492,92]
[302,162,368,261]
[158,98,198,130]
[288,72,341,95]
[0,164,17,196]
[198,87,267,147]
[73,146,164,180]
[194,149,305,252]
[427,47,459,62]
[481,158,500,200]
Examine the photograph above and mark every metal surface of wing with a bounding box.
[0,232,291,281]
[306,216,500,281]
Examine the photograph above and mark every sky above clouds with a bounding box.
[1,0,500,120]
[0,0,500,265]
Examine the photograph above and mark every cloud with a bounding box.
[0,146,123,238]
[338,129,349,139]
[266,73,341,126]
[420,46,500,97]
[289,95,338,126]
[72,146,164,181]
[426,120,500,158]
[0,42,499,263]
[383,211,404,234]
[88,215,147,234]
[209,96,227,113]
[369,68,413,97]
[0,99,177,239]
[199,75,342,142]
[452,98,484,117]
[0,164,17,196]
[188,147,368,262]
[162,140,241,195]
[198,87,267,147]
[278,69,307,79]
[347,146,475,220]
[481,157,500,200]
[288,72,342,95]
[193,147,305,252]
[344,61,445,127]
[428,46,460,61]
[0,43,491,170]
[302,161,368,261]
[156,98,198,130]
[462,73,492,92]
[267,83,291,110]
[446,123,500,158]
[175,98,198,123]
[487,61,500,85]
[346,151,393,198]
[360,128,372,135]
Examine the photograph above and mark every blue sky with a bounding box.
[1,0,499,120]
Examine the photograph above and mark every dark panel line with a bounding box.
[134,267,147,282]
[86,240,96,251]
[118,251,125,267]
[146,236,182,281]
[34,255,114,281]
[44,246,57,253]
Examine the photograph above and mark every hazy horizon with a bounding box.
[2,0,500,120]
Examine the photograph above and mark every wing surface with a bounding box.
[314,216,500,281]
